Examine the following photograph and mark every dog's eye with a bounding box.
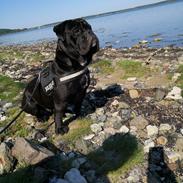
[73,28,80,35]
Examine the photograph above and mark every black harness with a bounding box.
[40,61,89,96]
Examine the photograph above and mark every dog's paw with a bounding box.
[55,126,69,135]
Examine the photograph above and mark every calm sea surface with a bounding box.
[0,0,183,48]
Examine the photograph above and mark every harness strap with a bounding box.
[59,68,88,82]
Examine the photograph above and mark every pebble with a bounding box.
[129,89,139,99]
[156,136,168,146]
[119,125,129,134]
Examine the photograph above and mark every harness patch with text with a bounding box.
[40,66,55,96]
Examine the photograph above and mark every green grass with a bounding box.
[117,60,149,79]
[0,166,39,183]
[92,60,114,74]
[87,133,144,182]
[0,107,29,138]
[59,118,92,146]
[0,75,24,102]
[0,49,45,63]
[176,65,183,88]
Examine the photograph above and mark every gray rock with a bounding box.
[12,137,54,165]
[155,88,166,101]
[85,170,96,183]
[90,123,103,134]
[129,116,148,130]
[159,124,171,134]
[118,101,130,109]
[64,168,87,183]
[91,131,107,146]
[119,109,131,123]
[97,115,107,122]
[175,137,183,161]
[0,143,14,174]
[49,177,69,183]
[71,157,87,168]
[75,139,94,154]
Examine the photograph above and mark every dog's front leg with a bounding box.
[54,102,69,135]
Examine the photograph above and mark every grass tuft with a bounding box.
[92,60,114,75]
[56,118,93,147]
[0,75,24,102]
[87,133,144,182]
[176,65,183,89]
[117,60,149,79]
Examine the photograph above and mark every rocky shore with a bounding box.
[0,42,183,182]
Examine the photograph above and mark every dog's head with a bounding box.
[53,18,99,68]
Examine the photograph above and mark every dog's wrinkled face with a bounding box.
[53,18,99,67]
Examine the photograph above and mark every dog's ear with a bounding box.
[53,21,69,38]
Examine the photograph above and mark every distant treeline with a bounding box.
[0,28,27,36]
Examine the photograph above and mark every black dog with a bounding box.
[21,18,99,134]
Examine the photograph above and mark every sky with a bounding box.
[0,0,165,29]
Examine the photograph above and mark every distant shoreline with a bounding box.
[0,0,175,36]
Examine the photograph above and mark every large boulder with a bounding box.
[12,137,54,165]
[0,142,14,174]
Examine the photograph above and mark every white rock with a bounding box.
[146,125,158,137]
[172,73,181,82]
[111,99,119,106]
[3,102,13,110]
[83,134,95,141]
[180,129,183,135]
[164,151,181,163]
[130,126,137,135]
[144,140,155,153]
[64,168,87,183]
[127,77,137,82]
[159,124,171,133]
[119,125,129,134]
[165,86,182,100]
[0,116,6,121]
